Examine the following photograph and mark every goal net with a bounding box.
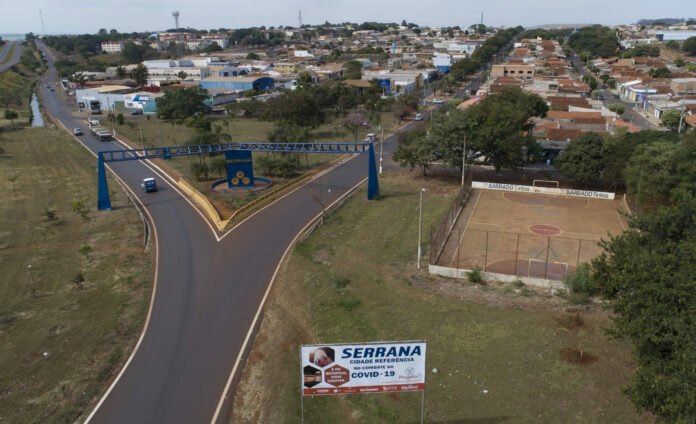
[532,179,560,189]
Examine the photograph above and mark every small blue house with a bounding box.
[199,76,274,92]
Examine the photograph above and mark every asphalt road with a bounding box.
[0,41,21,73]
[35,41,419,424]
[34,40,494,423]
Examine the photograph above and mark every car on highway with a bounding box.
[73,128,83,136]
[141,177,158,192]
[432,98,445,104]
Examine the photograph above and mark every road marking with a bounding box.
[47,115,162,424]
[210,175,368,424]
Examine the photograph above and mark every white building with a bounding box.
[101,41,124,54]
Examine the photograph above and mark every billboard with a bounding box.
[225,150,254,188]
[301,341,426,396]
[472,181,615,199]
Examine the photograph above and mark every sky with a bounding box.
[1,0,695,35]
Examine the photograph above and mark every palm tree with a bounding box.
[116,66,127,79]
[72,72,87,89]
[130,64,149,88]
[177,70,188,81]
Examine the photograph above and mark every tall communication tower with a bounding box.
[480,12,484,28]
[298,9,302,28]
[172,10,180,31]
[39,9,46,35]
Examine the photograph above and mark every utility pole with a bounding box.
[678,101,685,134]
[38,9,46,35]
[461,136,466,186]
[379,125,384,174]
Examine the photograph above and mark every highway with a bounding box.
[0,41,21,73]
[35,40,490,423]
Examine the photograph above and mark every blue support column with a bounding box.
[367,143,380,200]
[97,154,112,211]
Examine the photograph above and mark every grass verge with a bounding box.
[230,170,651,424]
[0,127,153,423]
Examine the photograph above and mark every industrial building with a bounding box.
[198,76,275,92]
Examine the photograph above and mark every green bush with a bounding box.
[331,274,350,290]
[563,263,598,296]
[466,266,485,284]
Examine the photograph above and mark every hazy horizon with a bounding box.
[1,0,695,35]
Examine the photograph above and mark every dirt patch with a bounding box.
[311,249,330,264]
[557,314,585,331]
[560,348,598,366]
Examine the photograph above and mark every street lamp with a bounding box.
[417,188,426,270]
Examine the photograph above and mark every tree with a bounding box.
[606,78,617,89]
[665,40,680,49]
[582,75,598,91]
[462,88,548,172]
[623,136,691,205]
[156,86,210,120]
[245,52,259,60]
[568,25,619,57]
[261,88,324,128]
[674,57,686,67]
[393,126,437,176]
[647,67,672,78]
[343,113,371,142]
[72,72,87,89]
[204,43,223,53]
[343,60,363,80]
[661,110,682,131]
[131,64,149,88]
[116,65,127,79]
[297,71,312,89]
[3,109,18,124]
[682,36,696,55]
[177,70,188,80]
[607,103,626,115]
[554,132,605,183]
[591,195,696,422]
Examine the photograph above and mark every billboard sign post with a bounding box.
[300,341,427,423]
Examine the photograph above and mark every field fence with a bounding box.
[429,170,474,264]
[449,229,602,281]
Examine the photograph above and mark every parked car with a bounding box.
[414,113,423,121]
[364,133,378,142]
[141,177,157,192]
[73,128,83,136]
[131,109,143,115]
[432,98,445,104]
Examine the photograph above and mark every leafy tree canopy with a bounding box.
[156,86,210,120]
[568,25,619,57]
[554,132,605,183]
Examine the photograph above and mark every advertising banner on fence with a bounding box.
[301,341,426,396]
[472,181,615,199]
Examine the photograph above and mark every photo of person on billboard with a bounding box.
[309,347,334,367]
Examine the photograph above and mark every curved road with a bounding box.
[0,41,21,73]
[36,40,489,423]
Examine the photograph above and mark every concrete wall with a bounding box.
[428,264,567,291]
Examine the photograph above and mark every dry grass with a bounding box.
[230,170,652,424]
[0,127,152,423]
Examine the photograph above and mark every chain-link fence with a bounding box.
[429,171,474,264]
[449,228,602,281]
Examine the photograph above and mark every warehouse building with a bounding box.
[198,76,275,92]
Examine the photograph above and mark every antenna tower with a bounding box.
[39,9,46,35]
[480,12,484,28]
[172,10,180,31]
[298,9,302,28]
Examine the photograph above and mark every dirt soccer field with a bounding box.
[439,188,630,280]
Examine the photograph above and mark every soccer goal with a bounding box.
[527,258,568,279]
[532,179,560,189]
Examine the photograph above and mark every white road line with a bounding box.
[210,175,368,424]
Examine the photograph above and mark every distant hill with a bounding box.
[527,24,590,30]
[636,18,694,25]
